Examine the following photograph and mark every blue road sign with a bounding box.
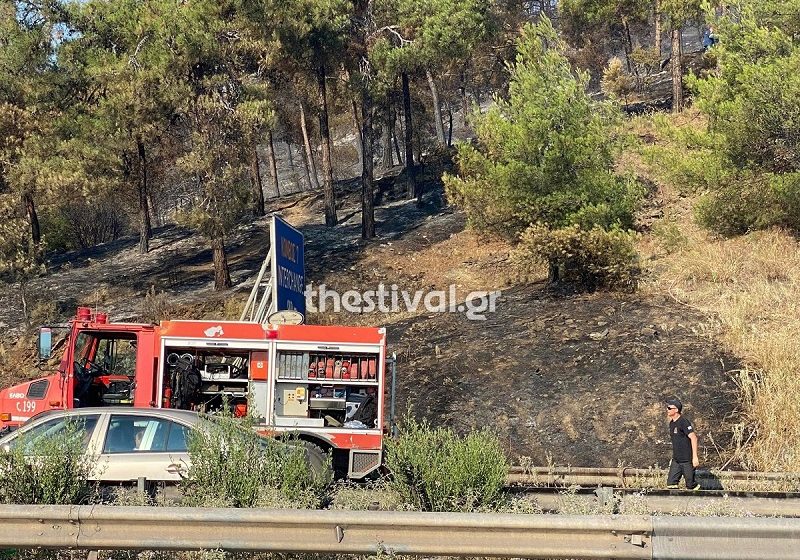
[271,215,305,316]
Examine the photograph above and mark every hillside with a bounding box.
[0,160,742,470]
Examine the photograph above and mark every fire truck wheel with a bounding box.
[302,441,332,480]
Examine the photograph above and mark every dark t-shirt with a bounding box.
[669,415,695,462]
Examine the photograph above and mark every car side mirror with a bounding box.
[38,328,53,361]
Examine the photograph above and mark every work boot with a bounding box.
[691,484,701,491]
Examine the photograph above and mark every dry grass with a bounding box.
[629,111,800,472]
[642,228,800,471]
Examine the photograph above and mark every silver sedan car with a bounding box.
[0,407,199,483]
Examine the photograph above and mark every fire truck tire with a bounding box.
[302,441,332,480]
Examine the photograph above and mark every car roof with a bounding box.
[23,407,200,425]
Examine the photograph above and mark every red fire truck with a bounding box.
[0,307,393,478]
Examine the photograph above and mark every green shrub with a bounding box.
[629,45,660,79]
[651,220,689,254]
[140,285,174,324]
[601,57,635,104]
[181,414,331,509]
[0,420,97,504]
[384,417,508,512]
[640,115,732,196]
[514,223,639,290]
[694,176,782,236]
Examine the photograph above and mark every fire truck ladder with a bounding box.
[240,246,276,325]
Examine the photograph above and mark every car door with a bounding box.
[96,414,192,482]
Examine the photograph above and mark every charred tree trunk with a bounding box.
[426,69,446,145]
[391,111,402,165]
[361,88,375,239]
[250,143,265,217]
[286,139,295,170]
[671,27,683,113]
[654,0,662,57]
[266,130,280,198]
[136,138,152,254]
[352,98,364,169]
[401,72,416,200]
[23,192,41,247]
[211,235,232,291]
[299,102,320,190]
[446,103,454,146]
[381,110,393,169]
[316,61,337,226]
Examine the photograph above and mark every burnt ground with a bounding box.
[0,163,741,469]
[389,287,738,467]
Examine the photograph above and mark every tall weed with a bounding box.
[384,416,508,512]
[181,414,330,508]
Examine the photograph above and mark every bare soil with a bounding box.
[0,162,740,469]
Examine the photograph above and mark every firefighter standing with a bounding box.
[665,398,701,490]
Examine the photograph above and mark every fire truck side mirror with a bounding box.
[38,328,53,361]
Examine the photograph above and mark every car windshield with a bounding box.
[9,415,99,453]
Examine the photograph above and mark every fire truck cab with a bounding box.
[0,307,390,479]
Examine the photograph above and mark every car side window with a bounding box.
[13,415,99,452]
[104,415,174,453]
[165,422,191,452]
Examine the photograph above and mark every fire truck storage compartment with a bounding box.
[163,347,250,414]
[274,349,379,429]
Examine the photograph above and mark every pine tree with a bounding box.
[444,18,639,238]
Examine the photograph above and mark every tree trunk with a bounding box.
[285,140,299,192]
[623,18,640,83]
[250,143,265,217]
[461,84,469,127]
[316,62,337,226]
[426,69,446,145]
[361,87,375,239]
[654,0,662,57]
[351,98,363,169]
[136,139,152,254]
[266,130,280,198]
[401,72,416,199]
[391,112,402,165]
[286,139,295,170]
[147,191,157,227]
[300,143,314,191]
[671,27,683,113]
[211,235,232,291]
[23,192,41,247]
[381,110,393,169]
[299,102,320,190]
[447,103,453,147]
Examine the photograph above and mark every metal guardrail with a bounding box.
[0,505,798,559]
[507,466,800,489]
